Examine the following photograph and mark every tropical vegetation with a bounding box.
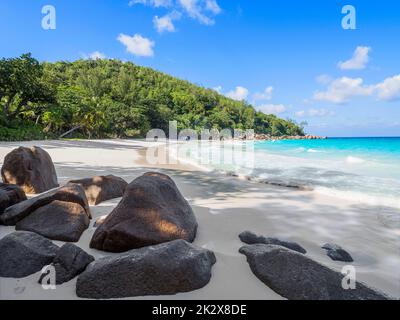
[0,54,305,141]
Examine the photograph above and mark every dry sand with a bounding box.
[0,139,399,300]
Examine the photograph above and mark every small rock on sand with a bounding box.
[322,243,354,262]
[239,230,307,254]
[68,175,128,205]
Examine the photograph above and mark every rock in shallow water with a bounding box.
[76,239,216,299]
[239,230,307,254]
[1,146,58,194]
[16,200,90,242]
[322,243,354,262]
[0,183,27,214]
[0,231,59,278]
[68,175,128,205]
[0,183,91,226]
[39,243,94,285]
[239,244,390,300]
[90,172,198,252]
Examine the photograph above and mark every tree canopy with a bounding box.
[0,54,305,140]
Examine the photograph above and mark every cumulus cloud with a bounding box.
[253,86,274,101]
[313,77,374,104]
[117,33,155,57]
[313,74,400,103]
[374,74,400,101]
[225,86,249,101]
[153,11,181,33]
[338,46,371,70]
[258,104,286,115]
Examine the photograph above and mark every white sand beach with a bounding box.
[0,139,399,300]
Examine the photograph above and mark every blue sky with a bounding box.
[1,0,399,136]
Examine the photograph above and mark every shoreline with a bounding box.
[0,139,399,299]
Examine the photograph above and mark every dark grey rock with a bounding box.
[239,244,391,300]
[39,243,94,285]
[0,231,59,278]
[77,239,216,299]
[68,175,128,205]
[0,192,8,214]
[90,172,197,252]
[1,146,58,194]
[0,183,27,214]
[0,183,91,226]
[16,200,90,242]
[239,231,307,254]
[322,243,354,262]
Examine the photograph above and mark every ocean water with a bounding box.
[177,137,400,210]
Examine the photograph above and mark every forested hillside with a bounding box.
[0,54,305,141]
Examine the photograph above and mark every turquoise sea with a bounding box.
[181,137,400,209]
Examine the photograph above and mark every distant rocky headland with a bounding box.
[253,134,328,141]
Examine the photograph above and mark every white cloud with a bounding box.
[178,0,212,25]
[131,0,221,26]
[338,46,371,70]
[295,110,305,117]
[205,0,221,14]
[153,11,181,33]
[258,104,286,115]
[226,86,249,101]
[213,86,222,93]
[117,33,155,57]
[253,86,274,101]
[314,77,374,104]
[313,74,400,103]
[90,51,106,60]
[375,74,400,101]
[82,51,107,60]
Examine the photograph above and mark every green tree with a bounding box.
[0,53,49,120]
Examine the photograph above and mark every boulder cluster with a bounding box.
[0,146,213,299]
